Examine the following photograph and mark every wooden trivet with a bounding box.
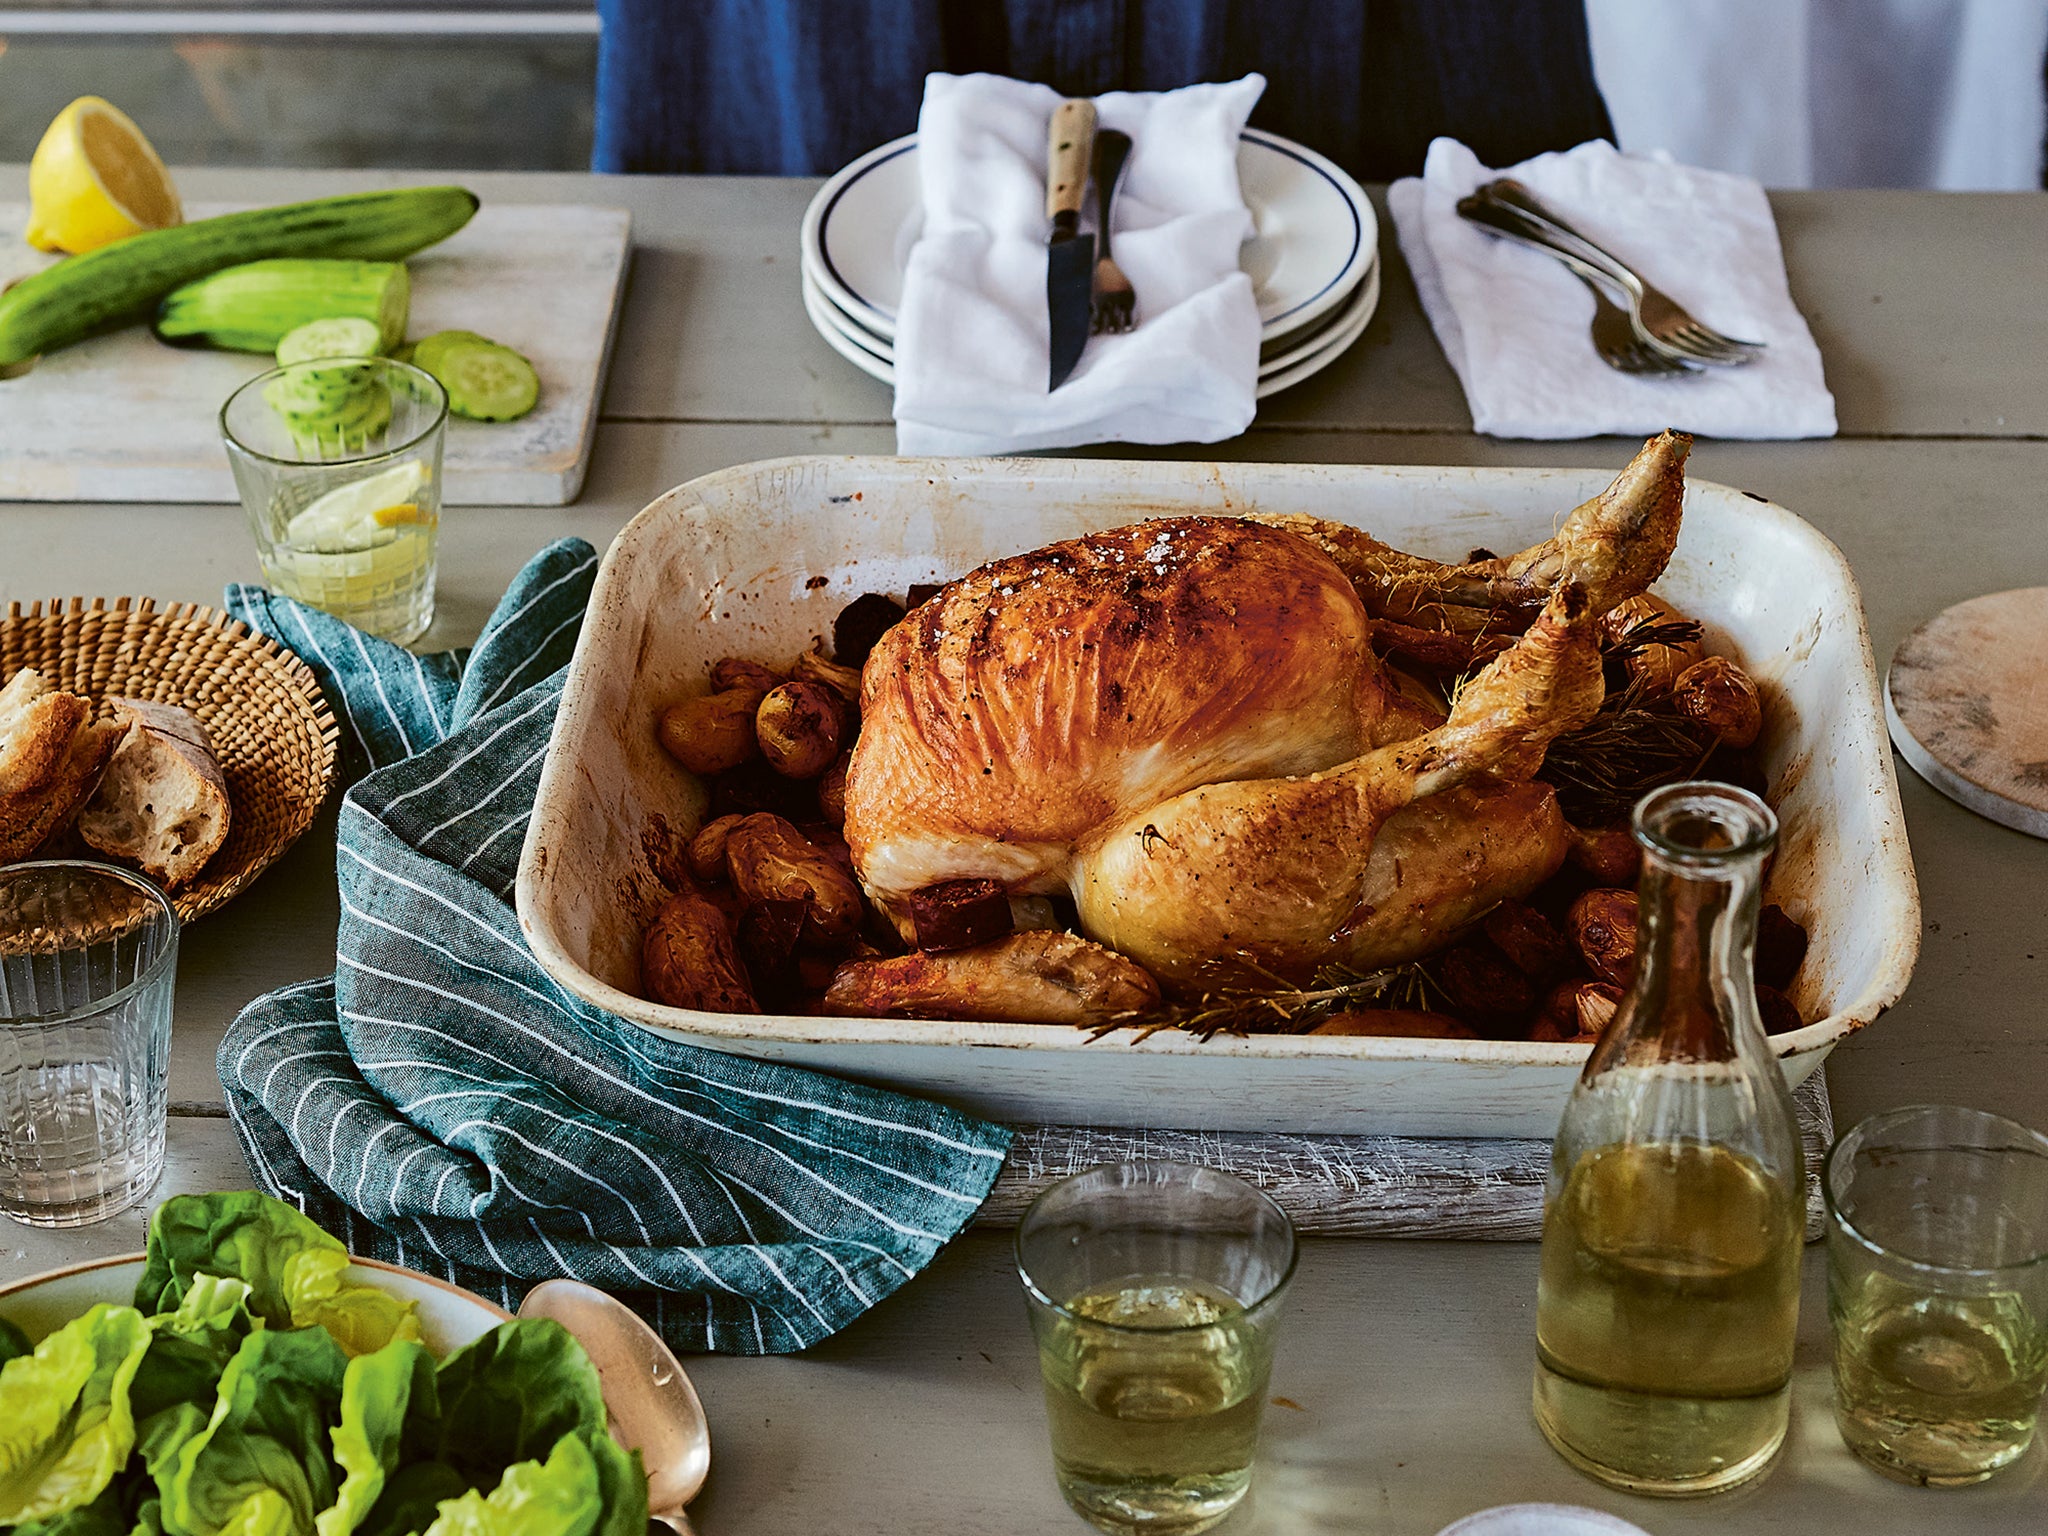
[1886,587,2048,839]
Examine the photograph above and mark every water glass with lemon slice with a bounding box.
[222,355,447,644]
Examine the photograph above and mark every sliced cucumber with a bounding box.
[277,316,382,366]
[411,330,539,422]
[264,364,370,417]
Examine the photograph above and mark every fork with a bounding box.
[1478,178,1765,365]
[1456,193,1696,377]
[1090,129,1135,335]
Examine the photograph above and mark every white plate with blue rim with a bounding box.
[801,253,1377,399]
[801,127,1378,347]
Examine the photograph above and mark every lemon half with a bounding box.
[26,96,183,254]
[285,461,431,552]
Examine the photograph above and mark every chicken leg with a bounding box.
[1073,582,1607,988]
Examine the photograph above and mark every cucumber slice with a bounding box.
[411,330,539,422]
[264,364,370,417]
[284,383,393,451]
[409,329,489,373]
[277,316,382,366]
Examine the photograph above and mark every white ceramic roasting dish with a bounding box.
[516,456,1920,1136]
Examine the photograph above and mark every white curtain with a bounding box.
[1585,0,2048,189]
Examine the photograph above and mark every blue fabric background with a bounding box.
[594,0,1613,178]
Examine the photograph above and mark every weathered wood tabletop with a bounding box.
[4,165,2046,1533]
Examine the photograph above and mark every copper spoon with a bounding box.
[519,1279,712,1534]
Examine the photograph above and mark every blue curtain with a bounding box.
[593,0,1614,178]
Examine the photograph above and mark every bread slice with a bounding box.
[0,668,91,798]
[77,699,232,889]
[0,716,122,862]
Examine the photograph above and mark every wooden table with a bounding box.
[4,166,2046,1533]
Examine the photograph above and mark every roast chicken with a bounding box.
[840,432,1691,1000]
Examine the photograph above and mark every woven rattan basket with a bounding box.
[2,597,338,923]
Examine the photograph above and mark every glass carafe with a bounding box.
[1533,781,1805,1496]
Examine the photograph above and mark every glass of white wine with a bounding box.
[1825,1105,2048,1486]
[1016,1162,1297,1536]
[221,357,448,645]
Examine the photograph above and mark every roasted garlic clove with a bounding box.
[1672,655,1762,748]
[1568,888,1639,988]
[658,690,763,775]
[756,681,843,780]
[792,641,863,706]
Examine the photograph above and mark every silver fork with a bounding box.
[1456,193,1695,377]
[1478,178,1765,365]
[1090,129,1136,335]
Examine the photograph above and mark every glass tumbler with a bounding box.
[221,357,448,645]
[1016,1162,1298,1536]
[0,862,178,1227]
[1824,1105,2048,1486]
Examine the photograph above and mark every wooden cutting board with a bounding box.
[0,201,630,506]
[1886,587,2048,838]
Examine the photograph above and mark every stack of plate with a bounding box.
[800,128,1380,398]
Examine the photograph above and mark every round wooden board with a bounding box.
[1885,587,2048,839]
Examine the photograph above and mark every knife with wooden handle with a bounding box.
[1045,98,1097,391]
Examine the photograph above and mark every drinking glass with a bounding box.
[221,357,448,644]
[0,862,179,1227]
[1016,1162,1298,1536]
[1824,1105,2048,1485]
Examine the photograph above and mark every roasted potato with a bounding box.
[1599,593,1703,694]
[725,813,866,940]
[756,681,843,779]
[1310,1009,1477,1039]
[1672,656,1763,749]
[816,751,851,826]
[641,888,758,1013]
[687,813,746,884]
[658,690,762,775]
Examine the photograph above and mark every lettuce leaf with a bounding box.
[429,1322,644,1536]
[352,1464,467,1536]
[158,1328,348,1536]
[316,1340,438,1536]
[134,1193,418,1357]
[0,1316,32,1367]
[130,1278,260,1426]
[0,1303,153,1525]
[416,1437,599,1536]
[8,1483,130,1536]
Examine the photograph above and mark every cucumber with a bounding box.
[0,186,476,369]
[154,259,410,354]
[277,316,383,365]
[411,330,538,422]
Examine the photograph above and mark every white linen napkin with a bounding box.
[1391,137,1837,440]
[893,73,1264,456]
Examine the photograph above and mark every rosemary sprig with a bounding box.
[1089,960,1442,1042]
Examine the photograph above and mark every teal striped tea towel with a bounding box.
[217,540,1013,1354]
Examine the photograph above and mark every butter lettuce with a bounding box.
[430,1323,644,1536]
[7,1483,129,1536]
[0,1303,153,1526]
[135,1194,418,1358]
[130,1277,260,1427]
[0,1316,32,1367]
[417,1438,599,1536]
[317,1341,438,1536]
[158,1328,348,1536]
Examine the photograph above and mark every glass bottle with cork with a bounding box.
[1533,780,1805,1496]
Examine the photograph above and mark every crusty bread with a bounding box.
[77,699,232,889]
[0,668,90,798]
[0,716,122,862]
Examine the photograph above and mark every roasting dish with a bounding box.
[515,456,1920,1135]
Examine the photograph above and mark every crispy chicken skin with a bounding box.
[842,432,1690,995]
